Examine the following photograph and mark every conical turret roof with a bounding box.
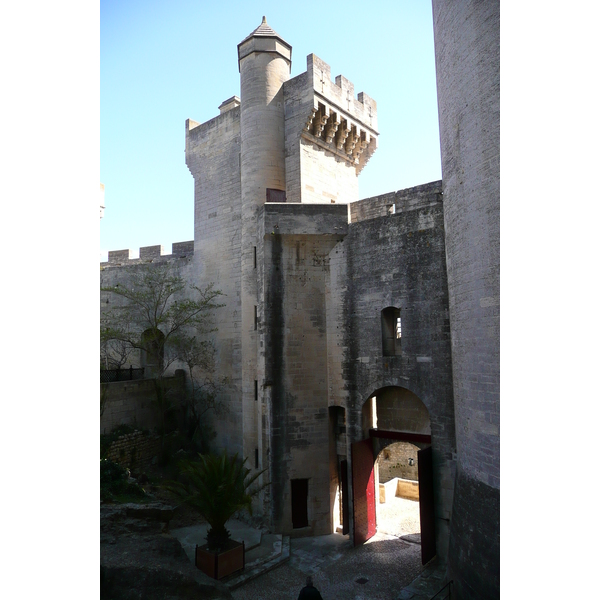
[237,16,292,71]
[239,16,289,45]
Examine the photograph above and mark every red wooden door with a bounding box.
[417,445,436,564]
[351,438,376,545]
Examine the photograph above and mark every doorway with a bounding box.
[375,441,421,538]
[352,386,436,564]
[291,478,309,529]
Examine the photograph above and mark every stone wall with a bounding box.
[103,430,163,473]
[432,1,500,597]
[377,441,420,483]
[335,181,456,559]
[100,255,198,362]
[102,241,194,266]
[257,203,348,535]
[283,54,377,206]
[100,373,185,435]
[185,103,243,456]
[349,181,442,223]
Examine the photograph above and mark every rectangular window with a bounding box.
[253,246,257,269]
[254,380,258,402]
[255,448,259,469]
[266,188,287,203]
[254,306,258,331]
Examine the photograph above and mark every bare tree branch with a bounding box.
[100,264,225,437]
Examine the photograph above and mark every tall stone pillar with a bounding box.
[431,2,500,598]
[237,18,291,501]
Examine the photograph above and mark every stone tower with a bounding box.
[237,16,292,477]
[432,1,500,597]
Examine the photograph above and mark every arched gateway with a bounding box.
[351,386,436,564]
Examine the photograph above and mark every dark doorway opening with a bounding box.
[291,478,309,529]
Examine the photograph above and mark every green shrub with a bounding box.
[164,452,269,550]
[100,458,148,503]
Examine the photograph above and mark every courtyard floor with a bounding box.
[231,496,425,600]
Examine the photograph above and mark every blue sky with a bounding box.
[100,0,442,260]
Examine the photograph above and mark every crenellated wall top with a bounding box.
[301,54,378,174]
[101,241,194,267]
[307,54,377,133]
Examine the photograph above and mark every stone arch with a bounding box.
[140,328,165,372]
[361,385,431,438]
[354,385,433,553]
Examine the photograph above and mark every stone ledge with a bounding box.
[224,535,291,590]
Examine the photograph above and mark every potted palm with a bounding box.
[166,452,268,579]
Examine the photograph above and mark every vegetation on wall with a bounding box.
[101,264,226,446]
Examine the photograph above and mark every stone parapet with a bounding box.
[101,241,194,267]
[350,181,443,223]
[302,54,378,175]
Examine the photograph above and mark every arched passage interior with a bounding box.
[374,440,421,537]
[353,386,436,563]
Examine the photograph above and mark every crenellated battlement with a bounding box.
[303,54,378,175]
[101,241,194,267]
[307,54,377,130]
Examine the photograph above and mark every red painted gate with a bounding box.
[351,438,376,545]
[417,445,436,564]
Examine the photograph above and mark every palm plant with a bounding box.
[166,452,268,550]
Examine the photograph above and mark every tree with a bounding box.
[101,264,225,436]
[165,452,269,550]
[174,335,229,451]
[100,338,134,371]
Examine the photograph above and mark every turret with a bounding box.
[238,16,291,203]
[237,18,292,497]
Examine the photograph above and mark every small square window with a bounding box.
[266,188,286,203]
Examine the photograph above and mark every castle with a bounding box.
[101,4,499,599]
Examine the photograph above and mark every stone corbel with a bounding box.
[357,135,377,173]
[345,125,361,157]
[325,112,340,144]
[352,130,369,161]
[304,99,319,133]
[336,119,351,150]
[313,104,330,138]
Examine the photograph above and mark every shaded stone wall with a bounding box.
[100,255,197,369]
[100,373,185,435]
[103,430,163,473]
[432,1,500,597]
[185,104,243,456]
[260,204,347,536]
[336,181,456,559]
